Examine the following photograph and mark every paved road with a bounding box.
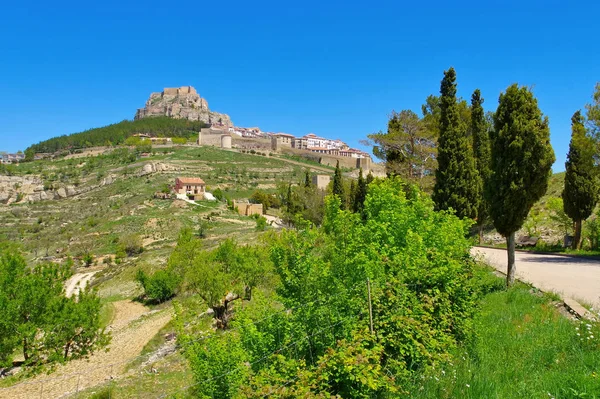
[472,247,600,308]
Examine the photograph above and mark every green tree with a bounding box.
[332,161,344,207]
[304,170,312,188]
[367,110,436,186]
[471,89,491,243]
[250,190,272,211]
[585,82,600,138]
[432,67,480,219]
[488,84,555,286]
[0,249,109,367]
[353,168,367,215]
[562,111,598,249]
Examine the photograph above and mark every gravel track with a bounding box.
[1,301,172,399]
[472,246,600,308]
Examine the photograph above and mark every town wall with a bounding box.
[163,86,197,96]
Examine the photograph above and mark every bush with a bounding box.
[118,234,143,257]
[82,252,94,267]
[135,269,180,303]
[255,216,267,231]
[213,188,224,201]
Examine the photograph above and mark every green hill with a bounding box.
[26,117,207,154]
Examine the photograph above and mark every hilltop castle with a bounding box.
[134,86,233,127]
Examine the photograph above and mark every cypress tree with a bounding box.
[349,180,356,210]
[366,171,374,185]
[332,161,344,208]
[562,111,598,249]
[432,67,480,219]
[353,168,367,214]
[304,171,311,188]
[471,89,491,243]
[488,84,555,286]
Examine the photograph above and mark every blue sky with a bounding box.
[1,0,598,172]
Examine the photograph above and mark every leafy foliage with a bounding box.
[180,178,477,397]
[0,249,109,368]
[136,269,180,303]
[118,234,144,257]
[368,110,436,186]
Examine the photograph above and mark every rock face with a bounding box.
[134,86,233,127]
[139,162,180,176]
[0,174,117,204]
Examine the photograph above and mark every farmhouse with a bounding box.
[174,177,206,200]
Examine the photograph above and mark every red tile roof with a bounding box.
[177,177,205,184]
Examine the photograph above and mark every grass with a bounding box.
[406,281,600,399]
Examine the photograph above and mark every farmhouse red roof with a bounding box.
[178,177,205,184]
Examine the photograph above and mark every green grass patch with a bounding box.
[407,282,600,398]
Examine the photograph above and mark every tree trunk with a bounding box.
[506,232,516,287]
[572,219,582,250]
[23,338,29,362]
[478,223,484,245]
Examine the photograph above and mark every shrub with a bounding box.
[82,252,94,267]
[136,269,180,303]
[255,216,267,231]
[118,234,143,257]
[213,188,224,201]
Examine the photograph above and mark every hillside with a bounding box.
[0,145,336,397]
[25,117,207,154]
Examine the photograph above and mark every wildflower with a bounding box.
[466,384,470,388]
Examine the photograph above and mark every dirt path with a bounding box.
[1,301,172,399]
[64,271,98,298]
[472,247,600,307]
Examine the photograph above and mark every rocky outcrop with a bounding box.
[139,162,180,176]
[0,176,44,204]
[0,173,118,204]
[134,86,233,127]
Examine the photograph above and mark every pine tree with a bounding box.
[432,67,480,219]
[332,161,345,208]
[488,84,555,286]
[562,111,598,249]
[353,168,367,214]
[471,89,491,243]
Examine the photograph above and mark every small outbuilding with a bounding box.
[233,200,263,216]
[312,174,331,190]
